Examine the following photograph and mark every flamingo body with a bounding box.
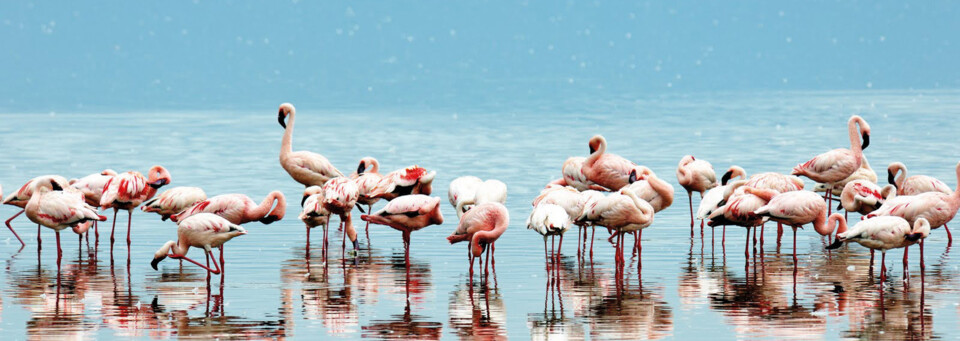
[141,187,207,221]
[172,191,286,225]
[278,103,344,187]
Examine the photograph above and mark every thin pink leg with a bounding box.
[170,250,221,274]
[126,210,133,246]
[55,231,62,270]
[109,209,118,245]
[688,194,694,234]
[945,224,953,244]
[4,210,25,247]
[37,224,42,250]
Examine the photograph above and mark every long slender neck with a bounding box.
[848,118,862,156]
[248,193,278,220]
[157,240,188,257]
[812,209,828,235]
[586,139,605,166]
[893,164,906,188]
[471,213,508,256]
[649,176,675,208]
[144,186,160,201]
[281,109,295,156]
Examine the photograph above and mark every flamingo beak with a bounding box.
[887,169,896,187]
[357,162,366,174]
[826,239,844,250]
[151,256,165,270]
[628,170,637,184]
[301,195,309,207]
[148,178,168,189]
[905,232,923,242]
[278,109,286,128]
[861,132,870,150]
[721,170,734,186]
[589,145,596,154]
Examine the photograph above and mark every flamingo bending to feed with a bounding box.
[141,187,207,221]
[449,176,483,215]
[447,202,508,279]
[25,179,106,265]
[360,194,444,268]
[69,170,117,242]
[706,181,768,256]
[99,165,171,247]
[887,162,952,196]
[299,186,331,254]
[171,191,286,225]
[577,189,655,271]
[838,180,884,217]
[322,177,361,254]
[869,161,960,243]
[813,156,877,198]
[455,179,507,218]
[533,185,603,257]
[676,155,718,230]
[527,203,571,266]
[625,167,674,212]
[351,157,384,232]
[151,213,247,275]
[792,115,871,213]
[698,166,747,243]
[825,214,929,289]
[582,135,638,191]
[277,103,344,187]
[370,165,437,201]
[748,188,828,263]
[4,175,71,248]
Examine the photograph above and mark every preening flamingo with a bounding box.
[99,165,171,247]
[527,203,571,266]
[277,103,344,187]
[813,156,877,197]
[447,202,508,280]
[141,187,207,221]
[455,179,507,218]
[533,185,603,258]
[887,161,952,196]
[698,166,747,243]
[360,194,444,268]
[676,155,718,229]
[742,171,805,246]
[449,176,483,215]
[556,156,610,191]
[322,177,361,254]
[792,115,871,212]
[171,191,286,225]
[706,181,769,257]
[749,188,828,263]
[838,180,884,216]
[825,214,929,289]
[869,161,960,243]
[582,135,638,191]
[351,157,384,232]
[24,179,106,266]
[576,189,655,270]
[3,175,71,248]
[370,165,437,201]
[151,213,247,275]
[69,169,117,243]
[299,186,331,255]
[625,167,674,212]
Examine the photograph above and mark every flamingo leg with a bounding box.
[920,239,925,270]
[126,210,132,247]
[109,209,118,245]
[688,194,694,234]
[306,227,311,258]
[637,229,643,274]
[589,226,595,258]
[945,224,953,244]
[170,251,221,274]
[55,230,62,270]
[4,209,25,247]
[744,227,750,258]
[556,234,563,270]
[903,245,909,278]
[220,245,225,283]
[880,251,886,288]
[485,243,491,277]
[94,220,99,245]
[793,227,798,265]
[403,231,411,269]
[37,224,42,250]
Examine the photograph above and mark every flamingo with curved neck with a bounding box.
[792,115,871,215]
[887,161,953,196]
[100,165,172,248]
[278,103,344,187]
[582,135,638,191]
[447,202,508,282]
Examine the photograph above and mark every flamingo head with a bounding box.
[260,191,287,224]
[588,135,605,154]
[147,166,171,189]
[850,115,871,150]
[101,169,118,177]
[679,155,695,167]
[301,186,324,206]
[356,157,379,175]
[278,103,294,128]
[907,218,931,242]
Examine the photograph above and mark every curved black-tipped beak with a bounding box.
[826,239,845,250]
[589,146,596,154]
[356,204,366,213]
[301,194,309,207]
[50,181,63,191]
[628,169,638,184]
[151,257,164,270]
[721,170,733,186]
[861,132,870,150]
[905,232,924,242]
[259,216,280,224]
[161,215,169,222]
[357,162,366,174]
[149,178,168,189]
[887,169,896,187]
[836,202,843,211]
[278,110,286,128]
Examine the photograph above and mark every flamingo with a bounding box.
[887,161,953,196]
[527,203,571,267]
[322,177,360,254]
[742,171,805,246]
[813,156,877,199]
[825,214,929,289]
[171,191,287,225]
[749,188,828,263]
[838,180,884,217]
[455,179,507,218]
[533,185,603,258]
[550,156,610,191]
[792,115,871,213]
[676,155,718,230]
[625,167,675,212]
[24,179,106,266]
[69,169,117,243]
[277,103,344,187]
[360,194,444,268]
[299,186,331,255]
[99,165,172,247]
[3,175,71,248]
[369,165,437,201]
[141,187,207,221]
[706,181,769,257]
[582,135,638,191]
[150,213,247,276]
[447,202,508,280]
[351,157,384,232]
[448,176,483,216]
[869,161,960,243]
[698,166,747,243]
[576,189,655,271]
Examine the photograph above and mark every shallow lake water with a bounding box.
[0,90,958,340]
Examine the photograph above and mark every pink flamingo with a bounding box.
[449,176,483,215]
[3,175,71,248]
[887,161,952,196]
[532,185,602,258]
[322,177,360,254]
[582,135,637,191]
[360,194,444,268]
[626,167,674,212]
[527,203,571,271]
[838,180,884,217]
[869,161,960,244]
[792,115,871,213]
[351,157,384,233]
[812,156,877,199]
[99,165,171,247]
[370,165,437,201]
[576,189,655,271]
[447,202,508,280]
[825,214,929,293]
[24,179,106,266]
[676,155,718,230]
[141,187,207,221]
[743,172,805,246]
[277,103,344,187]
[69,169,117,243]
[151,213,247,276]
[550,156,610,191]
[706,181,768,257]
[749,188,828,263]
[299,186,330,256]
[698,166,747,244]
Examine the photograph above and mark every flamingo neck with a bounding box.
[281,108,295,156]
[248,193,279,221]
[848,117,863,158]
[586,138,606,167]
[143,186,160,202]
[812,209,828,235]
[892,163,906,188]
[649,177,675,208]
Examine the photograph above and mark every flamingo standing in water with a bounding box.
[322,177,360,255]
[447,202,508,280]
[150,213,247,277]
[577,189,655,272]
[582,135,638,191]
[707,181,768,256]
[742,172,805,247]
[277,103,344,187]
[887,161,953,196]
[838,180,884,217]
[370,165,437,201]
[625,167,674,212]
[351,157,384,234]
[532,185,604,258]
[360,194,444,269]
[527,203,571,269]
[792,115,871,214]
[748,188,828,263]
[676,156,718,231]
[24,179,106,267]
[698,166,747,244]
[455,179,507,217]
[69,170,117,243]
[3,175,71,248]
[141,187,207,221]
[449,176,483,216]
[869,161,960,245]
[99,165,172,248]
[813,156,877,200]
[825,214,929,291]
[299,186,331,256]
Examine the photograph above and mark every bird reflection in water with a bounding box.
[359,250,442,340]
[449,282,507,340]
